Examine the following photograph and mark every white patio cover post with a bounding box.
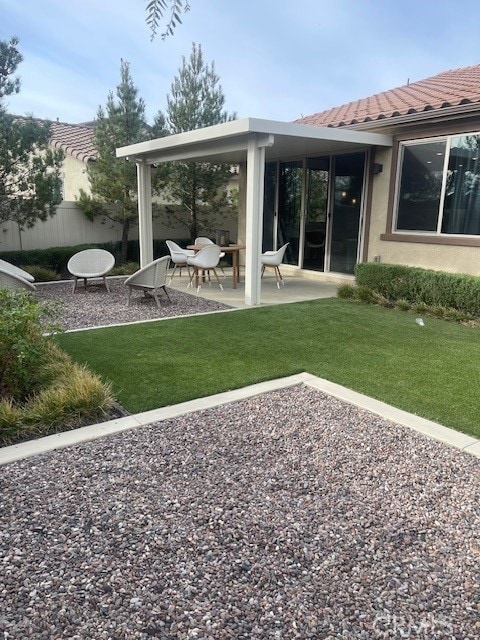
[245,133,273,306]
[136,159,153,267]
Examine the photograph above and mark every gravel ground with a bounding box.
[36,278,231,331]
[1,385,479,639]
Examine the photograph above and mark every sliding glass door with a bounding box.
[266,151,366,274]
[277,161,303,265]
[303,157,329,271]
[329,153,365,274]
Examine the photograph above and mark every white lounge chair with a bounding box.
[124,256,171,308]
[165,240,195,284]
[67,249,115,293]
[261,243,289,289]
[0,259,35,283]
[0,268,36,292]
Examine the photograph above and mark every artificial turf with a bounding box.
[56,298,480,439]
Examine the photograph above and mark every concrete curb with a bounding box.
[301,375,480,458]
[1,373,479,466]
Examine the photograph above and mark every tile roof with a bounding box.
[50,121,96,162]
[297,64,480,128]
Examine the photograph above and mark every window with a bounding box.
[394,133,480,236]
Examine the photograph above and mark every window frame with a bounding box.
[391,131,480,238]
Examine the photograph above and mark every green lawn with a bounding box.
[56,298,480,438]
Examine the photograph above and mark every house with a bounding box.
[295,64,480,279]
[50,121,96,201]
[116,63,480,305]
[0,120,120,252]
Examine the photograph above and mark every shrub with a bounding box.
[395,299,411,311]
[25,351,113,433]
[110,262,140,276]
[0,290,57,402]
[413,302,430,315]
[355,263,480,317]
[337,283,357,299]
[356,285,378,304]
[0,346,113,445]
[0,238,190,275]
[0,244,99,275]
[372,292,393,307]
[432,306,446,318]
[0,292,113,445]
[22,265,60,282]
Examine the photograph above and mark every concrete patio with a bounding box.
[166,267,340,308]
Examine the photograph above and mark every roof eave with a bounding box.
[341,102,480,132]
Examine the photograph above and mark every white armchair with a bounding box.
[261,243,289,289]
[124,256,171,308]
[67,249,115,293]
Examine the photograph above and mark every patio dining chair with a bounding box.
[195,237,226,277]
[261,243,289,289]
[124,256,171,308]
[67,249,115,293]
[166,240,195,284]
[187,245,224,293]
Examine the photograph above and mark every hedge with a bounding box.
[355,262,480,316]
[0,239,191,276]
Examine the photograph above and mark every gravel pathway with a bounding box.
[1,385,479,639]
[36,278,231,331]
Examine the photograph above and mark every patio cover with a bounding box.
[116,118,392,305]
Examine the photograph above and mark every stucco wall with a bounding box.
[61,155,91,201]
[367,146,393,261]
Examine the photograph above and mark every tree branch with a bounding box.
[145,0,190,40]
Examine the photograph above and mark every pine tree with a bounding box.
[154,43,236,241]
[0,37,64,230]
[77,60,155,264]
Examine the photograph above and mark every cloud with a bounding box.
[3,0,480,126]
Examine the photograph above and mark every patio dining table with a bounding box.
[187,244,245,289]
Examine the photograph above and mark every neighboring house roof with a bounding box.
[297,64,480,128]
[50,121,96,162]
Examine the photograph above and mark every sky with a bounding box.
[2,0,480,125]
